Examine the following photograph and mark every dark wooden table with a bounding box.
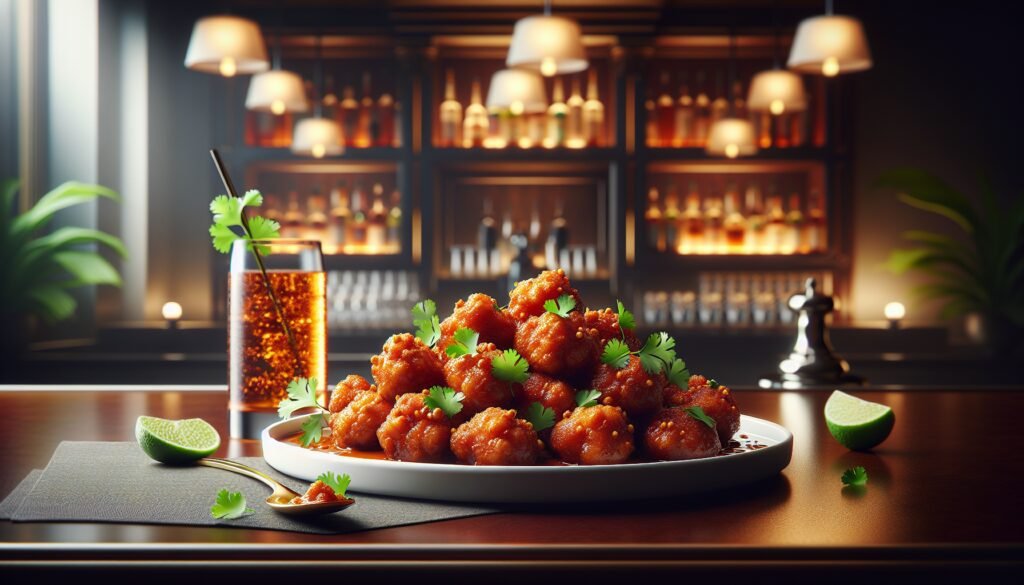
[1,387,1022,583]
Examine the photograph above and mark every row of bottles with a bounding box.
[263,181,402,255]
[327,270,420,330]
[644,182,827,255]
[245,72,401,149]
[438,68,606,149]
[645,70,816,149]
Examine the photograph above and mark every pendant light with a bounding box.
[506,0,588,77]
[485,69,548,115]
[291,35,343,158]
[707,29,758,159]
[245,13,309,115]
[184,15,269,77]
[787,0,872,77]
[748,5,807,116]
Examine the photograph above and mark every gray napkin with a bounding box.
[0,441,500,534]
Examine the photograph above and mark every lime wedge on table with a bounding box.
[135,416,220,464]
[824,390,894,451]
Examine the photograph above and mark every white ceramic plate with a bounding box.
[262,413,793,504]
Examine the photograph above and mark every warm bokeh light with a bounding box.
[506,14,588,77]
[218,56,237,77]
[184,15,269,76]
[540,57,558,77]
[822,56,840,77]
[161,301,183,321]
[884,301,906,321]
[706,117,758,158]
[291,117,343,157]
[245,69,309,114]
[770,99,785,115]
[270,99,285,115]
[787,14,872,76]
[485,69,548,114]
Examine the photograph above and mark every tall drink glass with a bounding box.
[228,239,327,438]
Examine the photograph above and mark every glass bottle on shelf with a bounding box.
[731,80,747,120]
[763,193,785,254]
[681,185,704,255]
[703,196,724,254]
[806,189,826,253]
[348,183,368,249]
[322,74,338,116]
[367,183,387,252]
[439,68,462,148]
[566,75,585,148]
[663,185,681,252]
[782,193,804,254]
[645,96,657,147]
[758,109,773,149]
[479,197,498,258]
[710,71,729,126]
[377,86,395,148]
[673,72,693,147]
[723,185,746,253]
[307,187,329,245]
[744,183,766,254]
[528,199,542,243]
[329,181,351,253]
[263,193,282,225]
[463,77,488,148]
[338,83,359,147]
[392,99,403,147]
[386,187,402,252]
[645,187,664,252]
[356,73,375,147]
[525,112,545,149]
[545,77,568,148]
[775,112,792,148]
[693,70,711,147]
[546,197,568,271]
[656,71,675,148]
[282,190,305,239]
[583,68,604,147]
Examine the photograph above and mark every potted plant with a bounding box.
[880,168,1024,354]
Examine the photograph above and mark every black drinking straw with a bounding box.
[210,148,306,379]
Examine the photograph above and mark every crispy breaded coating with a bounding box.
[328,374,373,413]
[438,294,516,356]
[376,391,453,462]
[514,311,599,385]
[591,354,665,420]
[330,389,392,450]
[644,407,722,460]
[370,333,445,402]
[549,405,635,465]
[507,269,583,324]
[450,407,542,465]
[443,342,516,418]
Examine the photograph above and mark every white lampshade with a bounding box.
[485,69,548,114]
[245,70,309,114]
[184,15,269,77]
[506,15,588,77]
[787,15,872,77]
[291,117,343,158]
[747,69,807,115]
[706,118,758,158]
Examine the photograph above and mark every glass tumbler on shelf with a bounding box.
[229,239,327,439]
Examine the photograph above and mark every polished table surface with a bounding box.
[1,387,1022,581]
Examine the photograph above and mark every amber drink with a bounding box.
[229,239,327,438]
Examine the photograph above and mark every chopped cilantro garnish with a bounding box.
[411,299,441,347]
[637,331,676,375]
[209,190,280,253]
[445,327,480,358]
[616,300,636,330]
[708,379,720,389]
[299,413,329,447]
[543,294,577,318]
[210,489,253,520]
[666,358,690,388]
[523,402,556,432]
[685,405,716,429]
[277,377,322,418]
[601,338,631,369]
[491,349,530,383]
[842,466,869,487]
[316,471,351,498]
[575,389,602,408]
[423,386,465,418]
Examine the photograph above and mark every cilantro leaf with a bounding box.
[411,299,437,324]
[316,471,351,498]
[842,466,869,487]
[277,377,322,418]
[523,402,556,432]
[423,386,464,418]
[210,489,254,520]
[299,413,328,447]
[685,405,717,429]
[209,190,278,255]
[491,349,530,383]
[708,379,720,389]
[666,358,690,388]
[445,327,480,358]
[637,331,676,375]
[411,300,441,347]
[616,300,636,330]
[241,189,263,208]
[209,222,242,254]
[247,215,281,240]
[543,294,577,318]
[601,338,631,369]
[210,195,243,227]
[575,389,602,408]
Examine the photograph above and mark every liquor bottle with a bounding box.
[463,77,488,148]
[663,185,681,252]
[282,190,305,239]
[545,77,568,148]
[392,99,403,147]
[758,109,773,149]
[338,83,359,147]
[348,183,368,249]
[673,72,693,147]
[367,183,387,252]
[656,71,675,148]
[744,184,766,254]
[328,181,351,253]
[386,187,402,251]
[703,196,724,254]
[479,197,498,254]
[693,70,711,147]
[763,192,785,254]
[545,198,568,270]
[806,189,826,253]
[583,68,604,147]
[263,194,282,225]
[710,71,729,125]
[731,80,747,120]
[493,109,512,149]
[566,75,585,148]
[528,199,542,242]
[723,185,746,253]
[439,68,462,148]
[377,87,395,147]
[322,74,338,114]
[775,111,792,148]
[782,193,804,254]
[644,187,664,252]
[271,111,293,147]
[356,73,374,147]
[681,185,704,254]
[307,187,329,244]
[524,112,545,148]
[645,97,657,147]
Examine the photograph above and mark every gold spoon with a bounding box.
[198,457,355,516]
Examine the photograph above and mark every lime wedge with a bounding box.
[824,390,894,451]
[135,416,221,464]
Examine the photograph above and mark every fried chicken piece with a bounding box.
[687,374,709,390]
[591,354,664,420]
[330,389,392,450]
[370,333,445,402]
[514,311,599,385]
[683,382,741,444]
[443,342,516,418]
[450,407,543,465]
[644,407,722,461]
[507,269,583,324]
[517,373,577,423]
[549,405,635,465]
[376,391,453,462]
[290,479,350,504]
[584,308,641,351]
[438,294,516,356]
[662,383,689,408]
[328,374,373,413]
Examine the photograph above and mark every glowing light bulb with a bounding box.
[162,301,183,321]
[724,143,739,158]
[270,99,286,115]
[770,99,785,115]
[219,56,237,77]
[540,57,557,77]
[311,143,326,158]
[510,100,525,116]
[884,301,906,321]
[822,56,840,77]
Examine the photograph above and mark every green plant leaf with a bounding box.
[24,284,77,323]
[0,178,18,228]
[523,402,556,432]
[209,489,253,520]
[875,168,978,233]
[445,327,480,358]
[316,471,351,498]
[575,389,601,408]
[247,215,281,241]
[10,182,118,239]
[23,226,128,259]
[51,250,121,287]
